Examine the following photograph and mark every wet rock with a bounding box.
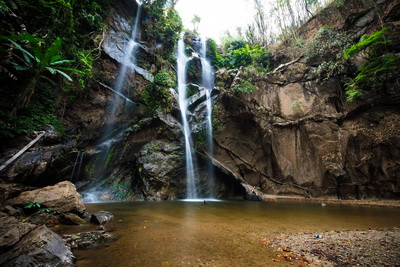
[59,213,86,225]
[0,225,75,266]
[7,181,86,215]
[63,231,116,250]
[136,140,184,200]
[242,184,262,201]
[2,127,72,186]
[90,211,114,225]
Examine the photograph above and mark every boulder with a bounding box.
[0,225,75,267]
[7,181,86,215]
[90,211,114,225]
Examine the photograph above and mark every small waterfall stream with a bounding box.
[110,3,142,115]
[81,3,142,202]
[177,39,198,199]
[200,38,215,196]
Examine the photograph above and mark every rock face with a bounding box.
[0,212,75,267]
[212,58,400,199]
[136,140,185,200]
[211,6,400,200]
[7,181,86,215]
[1,127,72,187]
[0,212,36,251]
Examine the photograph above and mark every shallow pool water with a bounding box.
[55,200,400,266]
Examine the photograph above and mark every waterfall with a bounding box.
[177,39,198,199]
[69,151,84,183]
[201,38,215,197]
[82,3,142,198]
[110,3,142,114]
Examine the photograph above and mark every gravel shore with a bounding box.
[263,228,400,266]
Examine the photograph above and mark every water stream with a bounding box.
[201,38,215,197]
[177,39,198,199]
[81,3,142,200]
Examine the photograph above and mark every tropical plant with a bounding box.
[233,79,258,93]
[1,33,83,114]
[23,201,57,214]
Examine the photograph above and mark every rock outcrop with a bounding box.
[1,126,72,187]
[7,181,86,215]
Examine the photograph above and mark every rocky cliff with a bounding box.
[211,0,400,199]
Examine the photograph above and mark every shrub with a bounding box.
[306,26,352,61]
[233,79,258,93]
[141,84,172,113]
[154,70,175,87]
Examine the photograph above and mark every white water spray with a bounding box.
[82,3,142,199]
[177,39,198,199]
[201,38,215,196]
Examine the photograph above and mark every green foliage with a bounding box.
[0,0,8,15]
[1,33,83,113]
[212,104,224,133]
[333,0,346,7]
[154,70,175,87]
[23,201,42,210]
[195,127,206,151]
[23,201,57,214]
[343,27,400,101]
[343,27,390,59]
[0,84,64,138]
[346,54,400,101]
[0,0,112,139]
[233,79,258,93]
[218,38,270,71]
[314,61,345,82]
[142,0,183,61]
[141,84,172,113]
[306,26,352,61]
[205,38,223,69]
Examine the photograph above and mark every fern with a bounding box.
[343,27,391,59]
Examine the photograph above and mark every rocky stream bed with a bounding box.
[264,228,400,266]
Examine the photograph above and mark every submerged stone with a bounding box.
[90,211,114,225]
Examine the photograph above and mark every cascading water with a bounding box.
[200,38,215,196]
[177,39,198,199]
[110,3,142,114]
[81,3,142,202]
[70,151,84,184]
